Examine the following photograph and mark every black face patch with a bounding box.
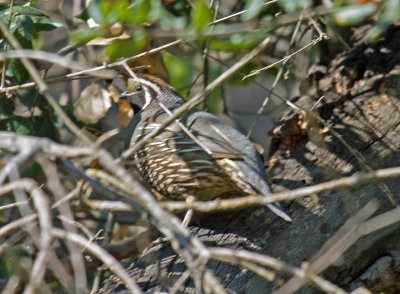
[128,91,147,113]
[131,102,143,115]
[121,77,163,114]
[121,79,150,113]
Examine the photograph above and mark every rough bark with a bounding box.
[101,22,400,294]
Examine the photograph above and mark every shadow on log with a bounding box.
[101,22,400,294]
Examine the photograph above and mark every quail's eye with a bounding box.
[136,85,142,91]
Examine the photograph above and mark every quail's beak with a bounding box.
[120,91,130,99]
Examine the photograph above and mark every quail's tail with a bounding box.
[267,203,292,222]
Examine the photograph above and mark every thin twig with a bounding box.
[37,155,88,293]
[0,131,92,157]
[240,260,276,282]
[170,270,192,294]
[210,0,280,25]
[0,18,94,144]
[161,166,400,212]
[188,43,297,112]
[0,49,116,79]
[0,147,40,184]
[62,164,400,215]
[75,165,400,215]
[7,168,73,293]
[0,0,13,89]
[63,39,183,83]
[203,270,227,294]
[1,275,20,294]
[121,36,272,160]
[0,200,29,211]
[150,6,334,40]
[0,213,37,238]
[0,39,182,94]
[51,228,143,294]
[244,33,328,79]
[247,7,308,138]
[208,247,347,294]
[0,74,91,94]
[275,201,378,294]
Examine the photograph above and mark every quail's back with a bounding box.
[122,74,291,221]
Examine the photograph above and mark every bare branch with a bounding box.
[51,228,143,294]
[0,132,92,157]
[161,166,400,212]
[244,34,328,79]
[0,148,40,184]
[121,36,272,160]
[275,201,379,293]
[210,0,280,25]
[208,247,348,294]
[0,49,116,79]
[0,18,94,144]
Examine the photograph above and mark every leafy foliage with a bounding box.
[0,1,400,293]
[0,4,62,140]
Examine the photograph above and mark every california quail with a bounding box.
[121,73,291,222]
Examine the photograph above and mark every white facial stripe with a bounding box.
[128,77,163,110]
[137,78,161,95]
[142,85,153,109]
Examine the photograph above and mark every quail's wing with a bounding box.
[138,109,292,221]
[183,110,263,166]
[134,109,265,174]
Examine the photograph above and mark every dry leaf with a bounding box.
[74,83,112,124]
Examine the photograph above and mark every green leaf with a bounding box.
[160,12,186,30]
[9,59,30,83]
[206,66,222,114]
[0,5,47,17]
[0,96,16,118]
[163,0,191,17]
[99,0,119,24]
[75,7,90,21]
[0,11,9,27]
[87,1,104,24]
[71,26,104,44]
[191,0,212,30]
[0,116,33,135]
[366,23,390,42]
[106,31,146,60]
[21,162,44,180]
[31,16,64,31]
[9,18,33,49]
[32,116,59,140]
[243,0,265,21]
[162,52,195,93]
[333,4,376,26]
[0,39,6,51]
[128,0,150,25]
[380,0,400,23]
[17,88,37,109]
[333,0,346,6]
[280,0,312,12]
[228,63,258,85]
[15,15,34,41]
[150,0,187,30]
[209,33,258,51]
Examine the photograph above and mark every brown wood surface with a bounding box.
[101,23,400,294]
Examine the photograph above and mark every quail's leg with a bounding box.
[181,196,196,228]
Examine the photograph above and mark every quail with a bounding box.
[121,73,291,222]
